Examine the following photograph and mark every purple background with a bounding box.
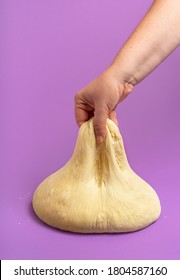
[1,0,180,260]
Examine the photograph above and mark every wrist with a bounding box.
[103,65,134,102]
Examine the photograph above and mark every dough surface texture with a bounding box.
[33,119,161,233]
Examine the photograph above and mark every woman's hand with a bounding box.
[75,68,133,144]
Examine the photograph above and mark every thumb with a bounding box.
[93,107,108,144]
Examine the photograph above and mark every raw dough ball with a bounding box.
[33,119,161,233]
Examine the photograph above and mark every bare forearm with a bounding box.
[110,0,180,86]
[75,0,180,142]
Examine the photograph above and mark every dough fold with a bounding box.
[33,119,161,233]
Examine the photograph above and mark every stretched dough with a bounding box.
[33,119,161,233]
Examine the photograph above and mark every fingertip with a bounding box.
[96,135,104,144]
[109,110,118,126]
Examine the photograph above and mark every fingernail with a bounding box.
[96,136,104,144]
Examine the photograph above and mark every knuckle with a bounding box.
[74,92,80,102]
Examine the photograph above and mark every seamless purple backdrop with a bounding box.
[1,0,180,260]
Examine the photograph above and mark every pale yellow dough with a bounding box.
[33,119,161,233]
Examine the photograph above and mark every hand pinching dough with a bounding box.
[33,119,161,233]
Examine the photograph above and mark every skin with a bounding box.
[75,0,180,144]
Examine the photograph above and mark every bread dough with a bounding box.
[33,119,161,233]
